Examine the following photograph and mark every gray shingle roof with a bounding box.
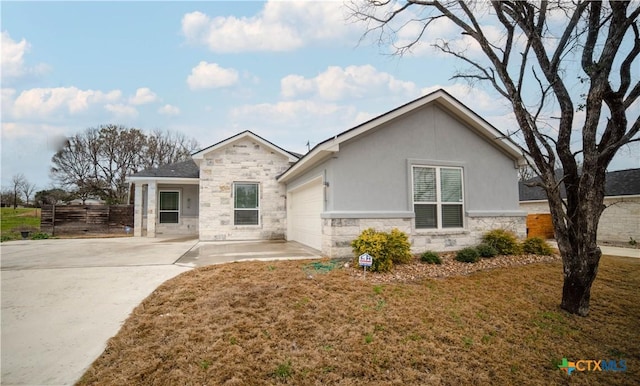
[519,168,640,201]
[131,159,199,178]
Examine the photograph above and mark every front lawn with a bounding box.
[0,207,41,241]
[78,255,639,385]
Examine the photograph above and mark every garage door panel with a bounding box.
[289,179,323,250]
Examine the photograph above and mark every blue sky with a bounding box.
[2,1,638,191]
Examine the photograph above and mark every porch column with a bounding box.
[133,183,144,237]
[147,181,157,237]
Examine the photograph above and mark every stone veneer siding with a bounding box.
[199,138,291,241]
[322,215,526,258]
[155,217,198,235]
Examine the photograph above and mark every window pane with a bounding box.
[442,204,463,228]
[159,192,179,210]
[415,204,437,229]
[159,212,179,224]
[235,210,258,225]
[413,167,436,202]
[235,184,258,209]
[441,168,462,202]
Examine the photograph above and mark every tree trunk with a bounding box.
[549,167,606,316]
[558,242,602,316]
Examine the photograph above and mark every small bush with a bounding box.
[522,237,553,256]
[351,228,391,272]
[386,228,413,264]
[482,229,522,255]
[476,243,498,258]
[455,247,480,263]
[351,228,412,272]
[30,232,50,240]
[420,251,442,264]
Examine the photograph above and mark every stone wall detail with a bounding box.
[321,215,527,258]
[199,138,292,241]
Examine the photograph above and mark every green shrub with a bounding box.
[522,237,553,256]
[482,229,522,255]
[420,251,442,264]
[30,232,50,240]
[455,247,480,263]
[476,243,498,258]
[386,228,413,264]
[351,228,412,272]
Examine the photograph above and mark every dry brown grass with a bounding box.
[78,255,639,385]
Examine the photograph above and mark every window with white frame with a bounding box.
[159,191,180,223]
[234,183,259,225]
[412,166,464,229]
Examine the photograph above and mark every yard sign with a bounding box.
[359,253,373,276]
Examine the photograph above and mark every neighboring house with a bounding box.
[67,198,105,205]
[128,89,528,257]
[519,168,640,244]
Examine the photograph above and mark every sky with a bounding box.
[2,0,638,191]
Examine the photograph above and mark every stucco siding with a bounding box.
[198,137,291,241]
[283,103,526,257]
[329,104,520,213]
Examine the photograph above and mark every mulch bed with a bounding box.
[347,253,562,283]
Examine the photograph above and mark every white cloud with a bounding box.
[11,87,122,119]
[181,1,357,52]
[158,104,180,116]
[1,31,50,82]
[129,87,158,105]
[421,84,510,114]
[231,100,352,123]
[281,65,419,101]
[1,31,29,78]
[105,103,138,118]
[187,61,239,90]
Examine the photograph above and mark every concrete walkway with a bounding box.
[547,241,640,259]
[599,245,640,258]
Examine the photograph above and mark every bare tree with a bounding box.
[10,174,27,209]
[349,0,639,315]
[51,125,199,204]
[21,180,37,206]
[143,129,200,170]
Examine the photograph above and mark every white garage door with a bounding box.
[288,178,323,250]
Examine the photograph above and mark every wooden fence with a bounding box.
[40,204,134,236]
[526,213,555,239]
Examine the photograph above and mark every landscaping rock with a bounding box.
[351,253,561,283]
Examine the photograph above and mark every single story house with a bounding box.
[128,89,528,257]
[520,168,640,244]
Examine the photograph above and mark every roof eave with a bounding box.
[126,176,200,184]
[279,89,527,182]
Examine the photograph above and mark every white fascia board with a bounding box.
[126,177,200,185]
[278,146,337,183]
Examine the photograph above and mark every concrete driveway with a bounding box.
[1,237,320,386]
[1,237,195,386]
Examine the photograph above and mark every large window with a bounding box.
[413,166,464,229]
[234,183,259,225]
[159,191,180,223]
